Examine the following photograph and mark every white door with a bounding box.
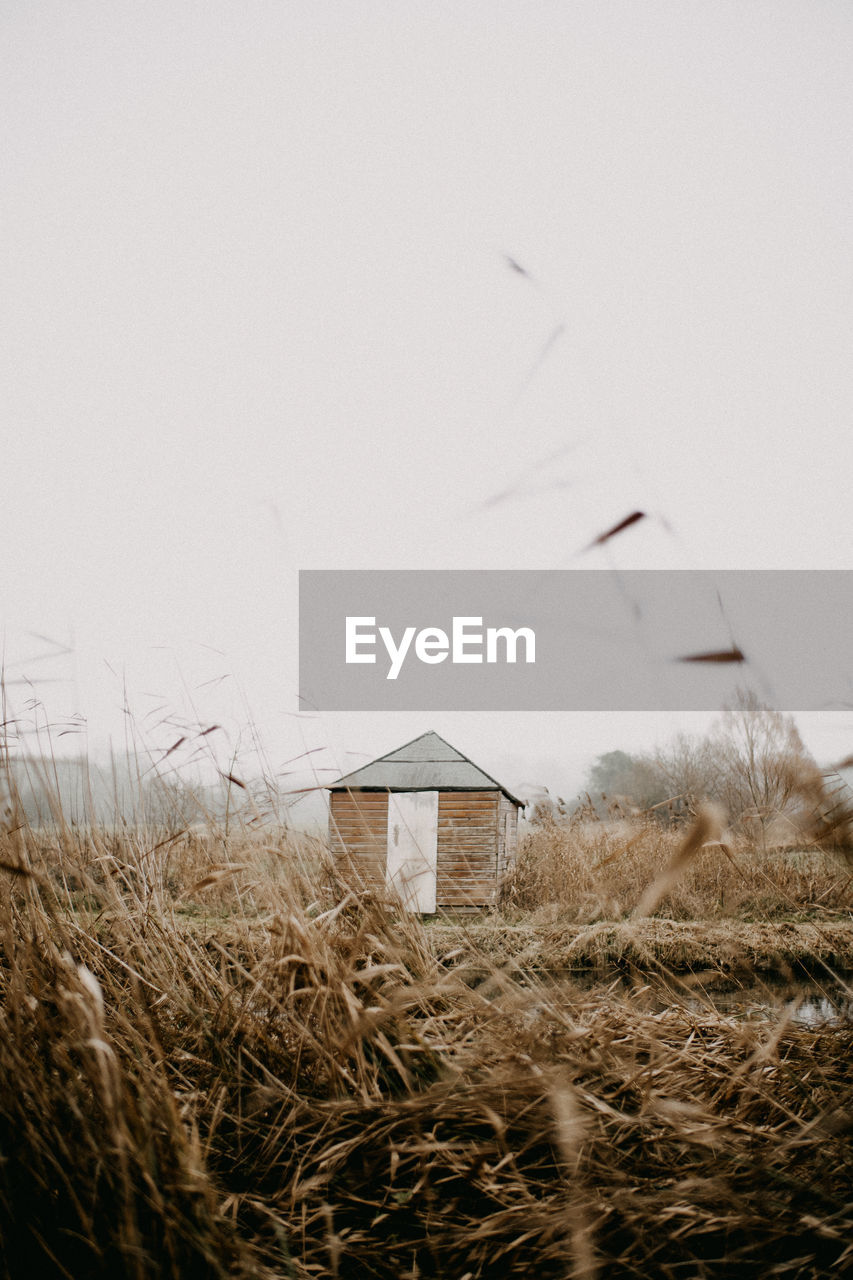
[386,791,438,913]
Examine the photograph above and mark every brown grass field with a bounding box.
[0,799,852,1279]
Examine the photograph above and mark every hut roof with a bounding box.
[329,730,521,806]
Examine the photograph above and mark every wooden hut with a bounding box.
[327,730,521,913]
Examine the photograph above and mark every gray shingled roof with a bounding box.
[329,730,521,806]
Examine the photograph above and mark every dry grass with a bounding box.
[1,793,852,1277]
[9,821,329,918]
[425,916,853,979]
[502,817,853,922]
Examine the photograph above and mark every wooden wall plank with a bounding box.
[437,791,498,907]
[329,790,387,889]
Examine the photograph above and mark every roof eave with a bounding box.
[329,782,523,808]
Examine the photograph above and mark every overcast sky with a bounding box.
[3,1,852,813]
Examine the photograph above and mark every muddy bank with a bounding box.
[172,909,853,982]
[425,915,853,977]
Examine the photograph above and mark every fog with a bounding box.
[3,2,852,810]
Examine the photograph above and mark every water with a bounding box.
[683,978,853,1026]
[542,969,853,1026]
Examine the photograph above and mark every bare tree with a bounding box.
[650,732,720,819]
[575,691,819,837]
[708,688,814,835]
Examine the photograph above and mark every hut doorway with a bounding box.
[386,790,438,913]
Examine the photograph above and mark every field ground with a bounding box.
[423,913,853,978]
[177,908,853,986]
[1,814,852,1278]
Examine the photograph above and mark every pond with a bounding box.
[532,969,853,1026]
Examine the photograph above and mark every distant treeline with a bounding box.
[535,690,853,843]
[0,753,272,829]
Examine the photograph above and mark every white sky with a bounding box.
[3,1,852,814]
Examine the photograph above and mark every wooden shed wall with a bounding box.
[329,789,513,907]
[497,792,519,882]
[329,790,387,890]
[436,790,499,907]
